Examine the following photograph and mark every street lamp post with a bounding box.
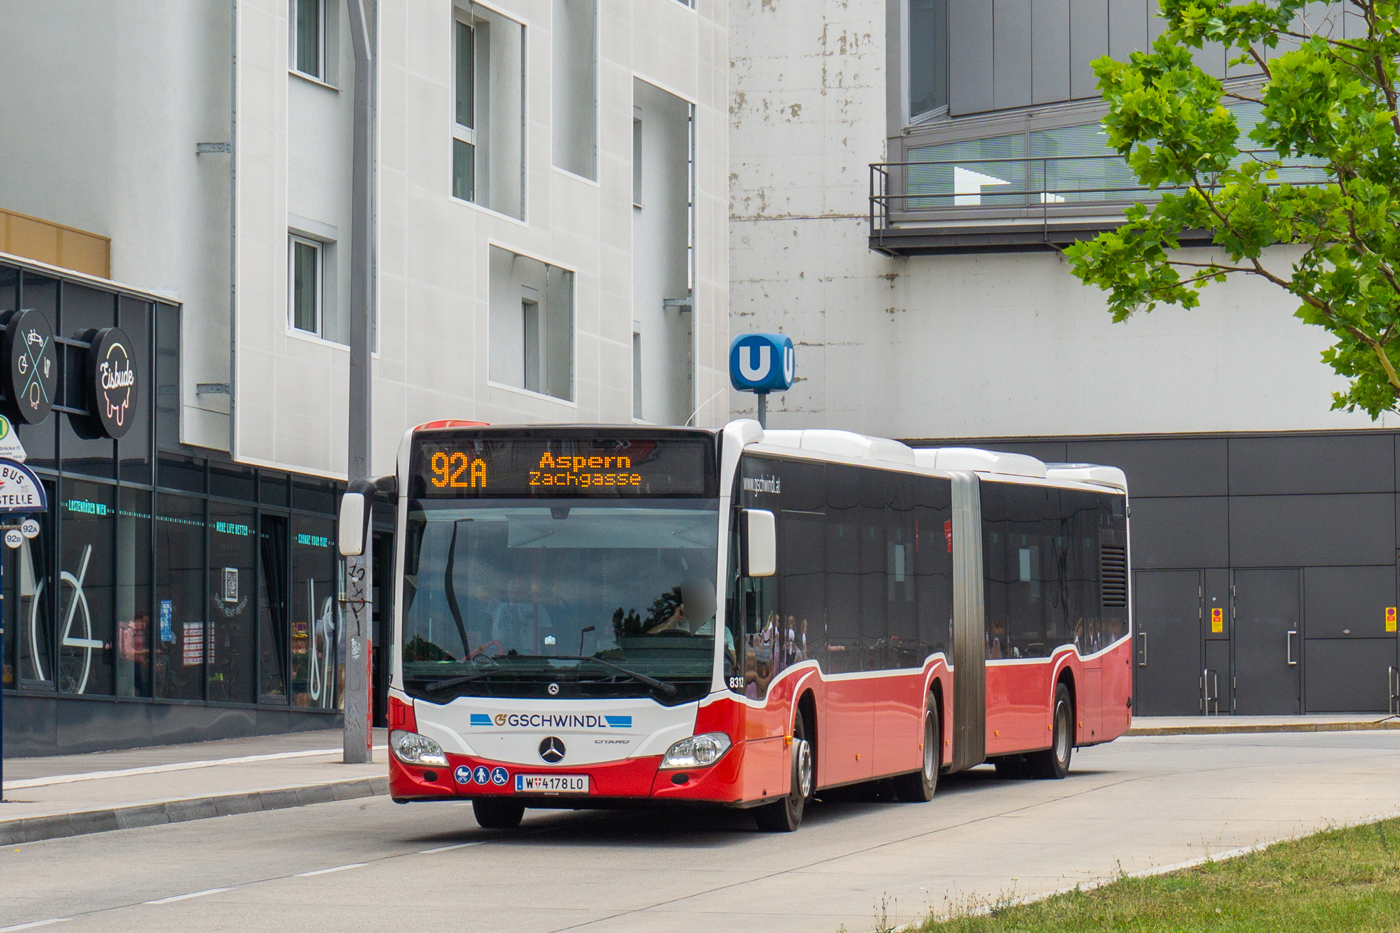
[343,0,374,765]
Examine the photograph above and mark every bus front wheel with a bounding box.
[472,798,525,829]
[755,711,813,832]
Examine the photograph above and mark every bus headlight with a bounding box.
[660,732,732,769]
[390,729,448,767]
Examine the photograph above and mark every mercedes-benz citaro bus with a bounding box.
[337,420,1133,832]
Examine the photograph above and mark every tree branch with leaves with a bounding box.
[1065,0,1400,418]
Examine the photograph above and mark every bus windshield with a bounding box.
[401,498,721,705]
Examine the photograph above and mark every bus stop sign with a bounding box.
[0,456,45,800]
[729,333,795,393]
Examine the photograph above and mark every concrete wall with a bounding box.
[729,0,1400,440]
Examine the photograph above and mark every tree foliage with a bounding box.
[1065,1,1400,418]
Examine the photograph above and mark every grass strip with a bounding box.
[914,817,1400,932]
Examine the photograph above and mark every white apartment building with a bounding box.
[0,0,729,754]
[730,2,1400,719]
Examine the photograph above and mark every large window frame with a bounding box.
[452,16,478,202]
[291,0,326,81]
[288,234,323,338]
[905,0,949,125]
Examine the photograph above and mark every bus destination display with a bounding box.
[411,436,714,498]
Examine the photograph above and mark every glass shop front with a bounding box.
[0,258,358,756]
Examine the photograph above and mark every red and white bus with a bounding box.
[339,419,1132,832]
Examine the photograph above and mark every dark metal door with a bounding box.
[1133,570,1202,715]
[1232,569,1301,714]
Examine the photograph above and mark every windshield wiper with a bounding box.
[533,655,678,698]
[418,667,500,695]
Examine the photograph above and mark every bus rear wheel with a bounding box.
[893,702,940,802]
[755,711,813,832]
[472,798,525,829]
[1026,682,1074,780]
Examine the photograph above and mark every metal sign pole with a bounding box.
[1,556,5,803]
[757,391,767,429]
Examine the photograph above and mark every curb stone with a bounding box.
[0,776,388,846]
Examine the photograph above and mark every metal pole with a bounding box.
[344,0,374,765]
[1,556,5,802]
[757,392,767,429]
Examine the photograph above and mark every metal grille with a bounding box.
[1100,545,1127,608]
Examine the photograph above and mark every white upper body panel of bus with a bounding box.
[743,424,1126,492]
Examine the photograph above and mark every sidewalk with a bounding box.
[1128,714,1400,736]
[0,728,388,845]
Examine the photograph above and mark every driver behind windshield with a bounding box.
[644,579,734,671]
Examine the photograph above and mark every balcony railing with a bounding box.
[869,151,1329,254]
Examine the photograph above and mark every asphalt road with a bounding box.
[4,732,1400,933]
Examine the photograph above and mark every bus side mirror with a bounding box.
[741,509,776,577]
[339,475,396,557]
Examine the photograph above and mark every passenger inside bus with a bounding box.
[486,577,553,655]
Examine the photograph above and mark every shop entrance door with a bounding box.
[1133,570,1203,715]
[371,531,393,727]
[1232,568,1302,714]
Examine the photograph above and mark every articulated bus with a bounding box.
[339,419,1133,832]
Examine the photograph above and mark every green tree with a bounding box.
[1065,1,1400,418]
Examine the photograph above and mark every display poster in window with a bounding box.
[159,599,174,643]
[182,621,204,667]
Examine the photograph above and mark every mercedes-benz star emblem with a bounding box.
[539,736,566,763]
[548,682,560,696]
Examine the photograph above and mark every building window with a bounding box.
[552,0,597,180]
[632,109,644,207]
[908,0,948,121]
[292,0,325,80]
[453,19,476,201]
[489,247,574,401]
[451,6,525,219]
[289,235,321,336]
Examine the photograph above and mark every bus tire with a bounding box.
[893,703,940,802]
[472,798,525,829]
[755,710,813,832]
[1027,682,1074,780]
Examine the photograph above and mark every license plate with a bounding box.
[514,774,589,794]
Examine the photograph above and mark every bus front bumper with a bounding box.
[389,742,746,806]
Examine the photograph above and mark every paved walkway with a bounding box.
[0,730,388,845]
[1128,714,1400,736]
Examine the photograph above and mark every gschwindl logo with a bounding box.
[470,712,634,729]
[742,474,781,494]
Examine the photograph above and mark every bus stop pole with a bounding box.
[343,0,375,765]
[1,558,5,801]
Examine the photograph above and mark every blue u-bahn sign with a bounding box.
[729,333,795,393]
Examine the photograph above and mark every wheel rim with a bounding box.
[922,713,937,781]
[1055,701,1071,763]
[794,739,813,799]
